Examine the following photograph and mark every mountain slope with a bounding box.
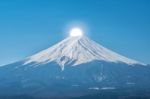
[24,36,142,70]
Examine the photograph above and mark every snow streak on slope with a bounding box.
[24,36,142,70]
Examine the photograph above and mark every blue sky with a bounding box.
[0,0,150,65]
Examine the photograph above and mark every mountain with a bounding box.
[24,36,142,70]
[0,36,150,99]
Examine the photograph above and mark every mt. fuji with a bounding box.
[24,36,142,70]
[0,36,149,99]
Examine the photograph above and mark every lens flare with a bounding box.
[70,28,83,37]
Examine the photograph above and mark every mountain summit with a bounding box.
[24,36,141,70]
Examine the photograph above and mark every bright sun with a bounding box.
[70,28,83,37]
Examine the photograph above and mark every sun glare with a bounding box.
[70,28,83,37]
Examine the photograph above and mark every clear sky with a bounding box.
[0,0,150,65]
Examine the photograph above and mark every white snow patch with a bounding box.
[101,87,116,90]
[89,87,100,90]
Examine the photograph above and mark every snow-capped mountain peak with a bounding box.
[24,36,142,70]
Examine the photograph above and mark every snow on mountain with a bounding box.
[24,36,142,70]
